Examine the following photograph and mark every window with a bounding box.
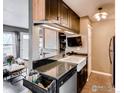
[20,32,29,60]
[3,32,16,59]
[3,31,29,61]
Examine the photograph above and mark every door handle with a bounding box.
[109,37,113,64]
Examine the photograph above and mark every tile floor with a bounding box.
[81,73,115,93]
[3,72,115,93]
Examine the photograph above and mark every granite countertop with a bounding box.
[35,61,77,79]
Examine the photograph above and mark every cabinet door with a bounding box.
[32,0,45,21]
[45,0,59,22]
[69,11,76,32]
[75,16,80,33]
[60,2,69,27]
[69,10,80,33]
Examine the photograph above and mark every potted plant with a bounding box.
[6,55,14,65]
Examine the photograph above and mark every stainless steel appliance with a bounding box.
[109,36,115,87]
[59,72,77,93]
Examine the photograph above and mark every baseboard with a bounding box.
[91,70,112,76]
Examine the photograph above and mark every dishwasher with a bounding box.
[59,73,77,93]
[58,69,77,93]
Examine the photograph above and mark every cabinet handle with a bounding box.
[57,17,59,20]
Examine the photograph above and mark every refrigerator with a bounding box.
[109,36,115,87]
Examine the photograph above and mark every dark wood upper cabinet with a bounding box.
[45,0,59,22]
[69,10,80,33]
[60,2,69,27]
[75,16,80,33]
[32,0,59,22]
[32,0,80,33]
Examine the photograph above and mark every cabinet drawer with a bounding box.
[23,75,56,93]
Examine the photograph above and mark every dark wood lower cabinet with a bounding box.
[77,63,88,93]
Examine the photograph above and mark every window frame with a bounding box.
[3,31,17,58]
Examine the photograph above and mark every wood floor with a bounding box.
[81,73,115,93]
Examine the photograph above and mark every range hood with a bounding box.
[33,20,76,34]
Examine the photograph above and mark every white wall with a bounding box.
[92,19,115,73]
[31,26,59,60]
[3,0,28,28]
[45,29,58,50]
[80,17,92,77]
[32,26,40,60]
[80,17,91,54]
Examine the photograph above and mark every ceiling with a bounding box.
[63,0,115,22]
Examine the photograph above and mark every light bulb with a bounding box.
[101,15,107,19]
[94,10,108,21]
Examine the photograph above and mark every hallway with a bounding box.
[81,73,115,93]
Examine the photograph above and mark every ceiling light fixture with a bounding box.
[94,7,108,21]
[42,24,61,30]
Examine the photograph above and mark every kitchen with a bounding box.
[3,0,115,93]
